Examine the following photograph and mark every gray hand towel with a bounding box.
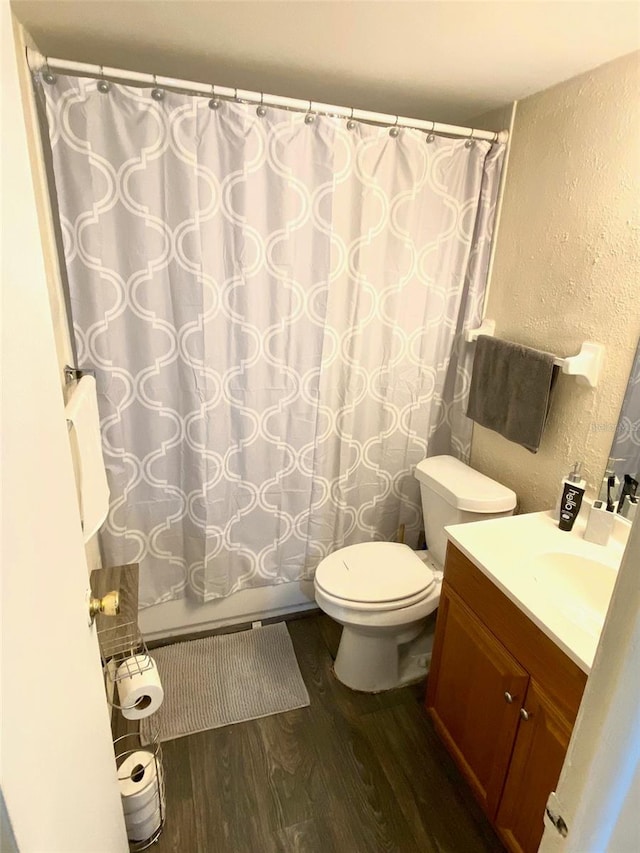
[466,335,559,453]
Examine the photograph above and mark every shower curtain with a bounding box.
[42,75,504,607]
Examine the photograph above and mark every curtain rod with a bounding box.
[26,48,508,144]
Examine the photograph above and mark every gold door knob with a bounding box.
[88,590,120,624]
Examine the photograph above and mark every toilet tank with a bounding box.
[414,455,517,568]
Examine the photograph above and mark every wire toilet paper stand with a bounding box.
[113,728,166,850]
[99,621,156,710]
[98,619,166,849]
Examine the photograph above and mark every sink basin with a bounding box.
[445,509,630,671]
[531,552,618,635]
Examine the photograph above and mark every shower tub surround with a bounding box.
[139,580,317,641]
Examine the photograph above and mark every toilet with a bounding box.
[314,455,517,692]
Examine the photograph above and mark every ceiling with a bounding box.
[11,1,640,124]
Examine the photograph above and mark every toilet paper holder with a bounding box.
[114,725,166,850]
[97,619,156,709]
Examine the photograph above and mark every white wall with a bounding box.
[471,51,640,512]
[467,103,516,134]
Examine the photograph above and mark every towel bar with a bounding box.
[464,321,604,389]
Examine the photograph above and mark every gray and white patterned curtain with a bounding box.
[610,339,640,483]
[42,75,504,607]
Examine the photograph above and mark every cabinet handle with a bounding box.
[520,708,531,721]
[504,691,515,703]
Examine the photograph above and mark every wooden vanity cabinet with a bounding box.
[496,678,573,853]
[427,586,529,818]
[426,544,587,853]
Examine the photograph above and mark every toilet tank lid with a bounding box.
[414,455,517,513]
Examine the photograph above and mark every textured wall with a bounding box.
[470,51,640,512]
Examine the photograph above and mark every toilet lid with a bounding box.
[314,542,435,605]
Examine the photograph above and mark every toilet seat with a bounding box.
[315,542,436,612]
[315,584,435,612]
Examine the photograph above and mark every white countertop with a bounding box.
[445,508,629,673]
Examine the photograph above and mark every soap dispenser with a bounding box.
[558,462,586,531]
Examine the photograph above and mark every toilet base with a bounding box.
[333,620,430,692]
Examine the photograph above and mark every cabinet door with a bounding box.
[426,584,529,818]
[496,679,573,853]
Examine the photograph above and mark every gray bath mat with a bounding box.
[140,622,310,743]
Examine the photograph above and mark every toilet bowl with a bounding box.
[315,542,441,692]
[314,455,516,692]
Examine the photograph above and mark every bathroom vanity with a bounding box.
[425,510,628,853]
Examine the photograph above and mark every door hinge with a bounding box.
[545,791,569,838]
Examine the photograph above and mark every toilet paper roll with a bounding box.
[118,750,162,815]
[126,800,163,843]
[118,750,165,841]
[116,655,164,720]
[125,788,162,827]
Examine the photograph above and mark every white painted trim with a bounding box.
[482,99,518,319]
[14,34,74,376]
[540,514,640,851]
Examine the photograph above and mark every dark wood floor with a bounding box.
[153,613,503,853]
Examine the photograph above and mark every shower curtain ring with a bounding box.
[347,107,356,131]
[151,74,164,101]
[97,65,110,94]
[305,100,315,124]
[389,115,400,138]
[465,127,474,148]
[209,84,220,110]
[257,91,267,117]
[42,57,56,85]
[426,120,435,143]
